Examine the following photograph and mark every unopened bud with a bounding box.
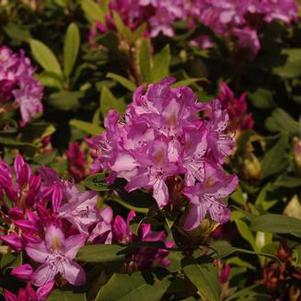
[241,153,261,181]
[293,137,301,175]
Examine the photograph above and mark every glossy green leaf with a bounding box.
[70,119,104,135]
[250,214,301,236]
[3,23,31,42]
[183,263,221,301]
[80,0,106,23]
[96,272,170,301]
[36,72,63,89]
[172,78,205,88]
[48,289,86,301]
[261,133,288,179]
[76,244,126,263]
[29,39,62,77]
[139,39,151,82]
[107,72,136,91]
[151,45,171,82]
[265,108,299,134]
[64,23,80,78]
[249,88,275,109]
[234,220,257,251]
[49,91,83,111]
[83,173,108,191]
[100,86,126,116]
[273,48,301,78]
[112,12,132,42]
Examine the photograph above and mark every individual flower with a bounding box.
[183,162,238,230]
[0,46,43,125]
[58,186,99,235]
[89,206,114,244]
[25,225,86,287]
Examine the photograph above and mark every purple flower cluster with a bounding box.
[0,46,43,125]
[193,0,298,56]
[90,0,298,57]
[90,77,238,230]
[0,155,170,294]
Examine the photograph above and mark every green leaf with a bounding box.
[3,23,31,42]
[226,257,256,270]
[0,136,37,155]
[139,39,151,82]
[100,86,126,116]
[293,245,301,266]
[249,88,275,109]
[112,12,132,42]
[107,73,136,91]
[273,175,301,188]
[110,195,149,214]
[261,133,288,179]
[250,214,301,236]
[49,91,83,111]
[83,173,108,191]
[151,45,171,82]
[230,185,246,206]
[36,72,63,89]
[64,23,80,78]
[76,244,126,263]
[29,39,62,77]
[273,48,301,78]
[210,240,280,262]
[234,220,257,251]
[183,263,221,301]
[70,119,104,135]
[80,0,106,23]
[265,108,299,135]
[48,289,86,301]
[225,284,265,301]
[172,78,205,88]
[96,272,170,301]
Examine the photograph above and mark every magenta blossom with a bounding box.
[59,185,99,235]
[26,225,86,287]
[183,162,238,230]
[4,282,54,301]
[0,46,43,125]
[89,206,114,244]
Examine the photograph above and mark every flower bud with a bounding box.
[241,153,261,181]
[293,137,301,175]
[11,264,33,281]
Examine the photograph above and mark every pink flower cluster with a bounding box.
[0,155,170,297]
[194,0,298,57]
[0,46,43,125]
[90,77,238,230]
[91,0,298,57]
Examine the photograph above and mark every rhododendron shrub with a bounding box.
[1,0,301,300]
